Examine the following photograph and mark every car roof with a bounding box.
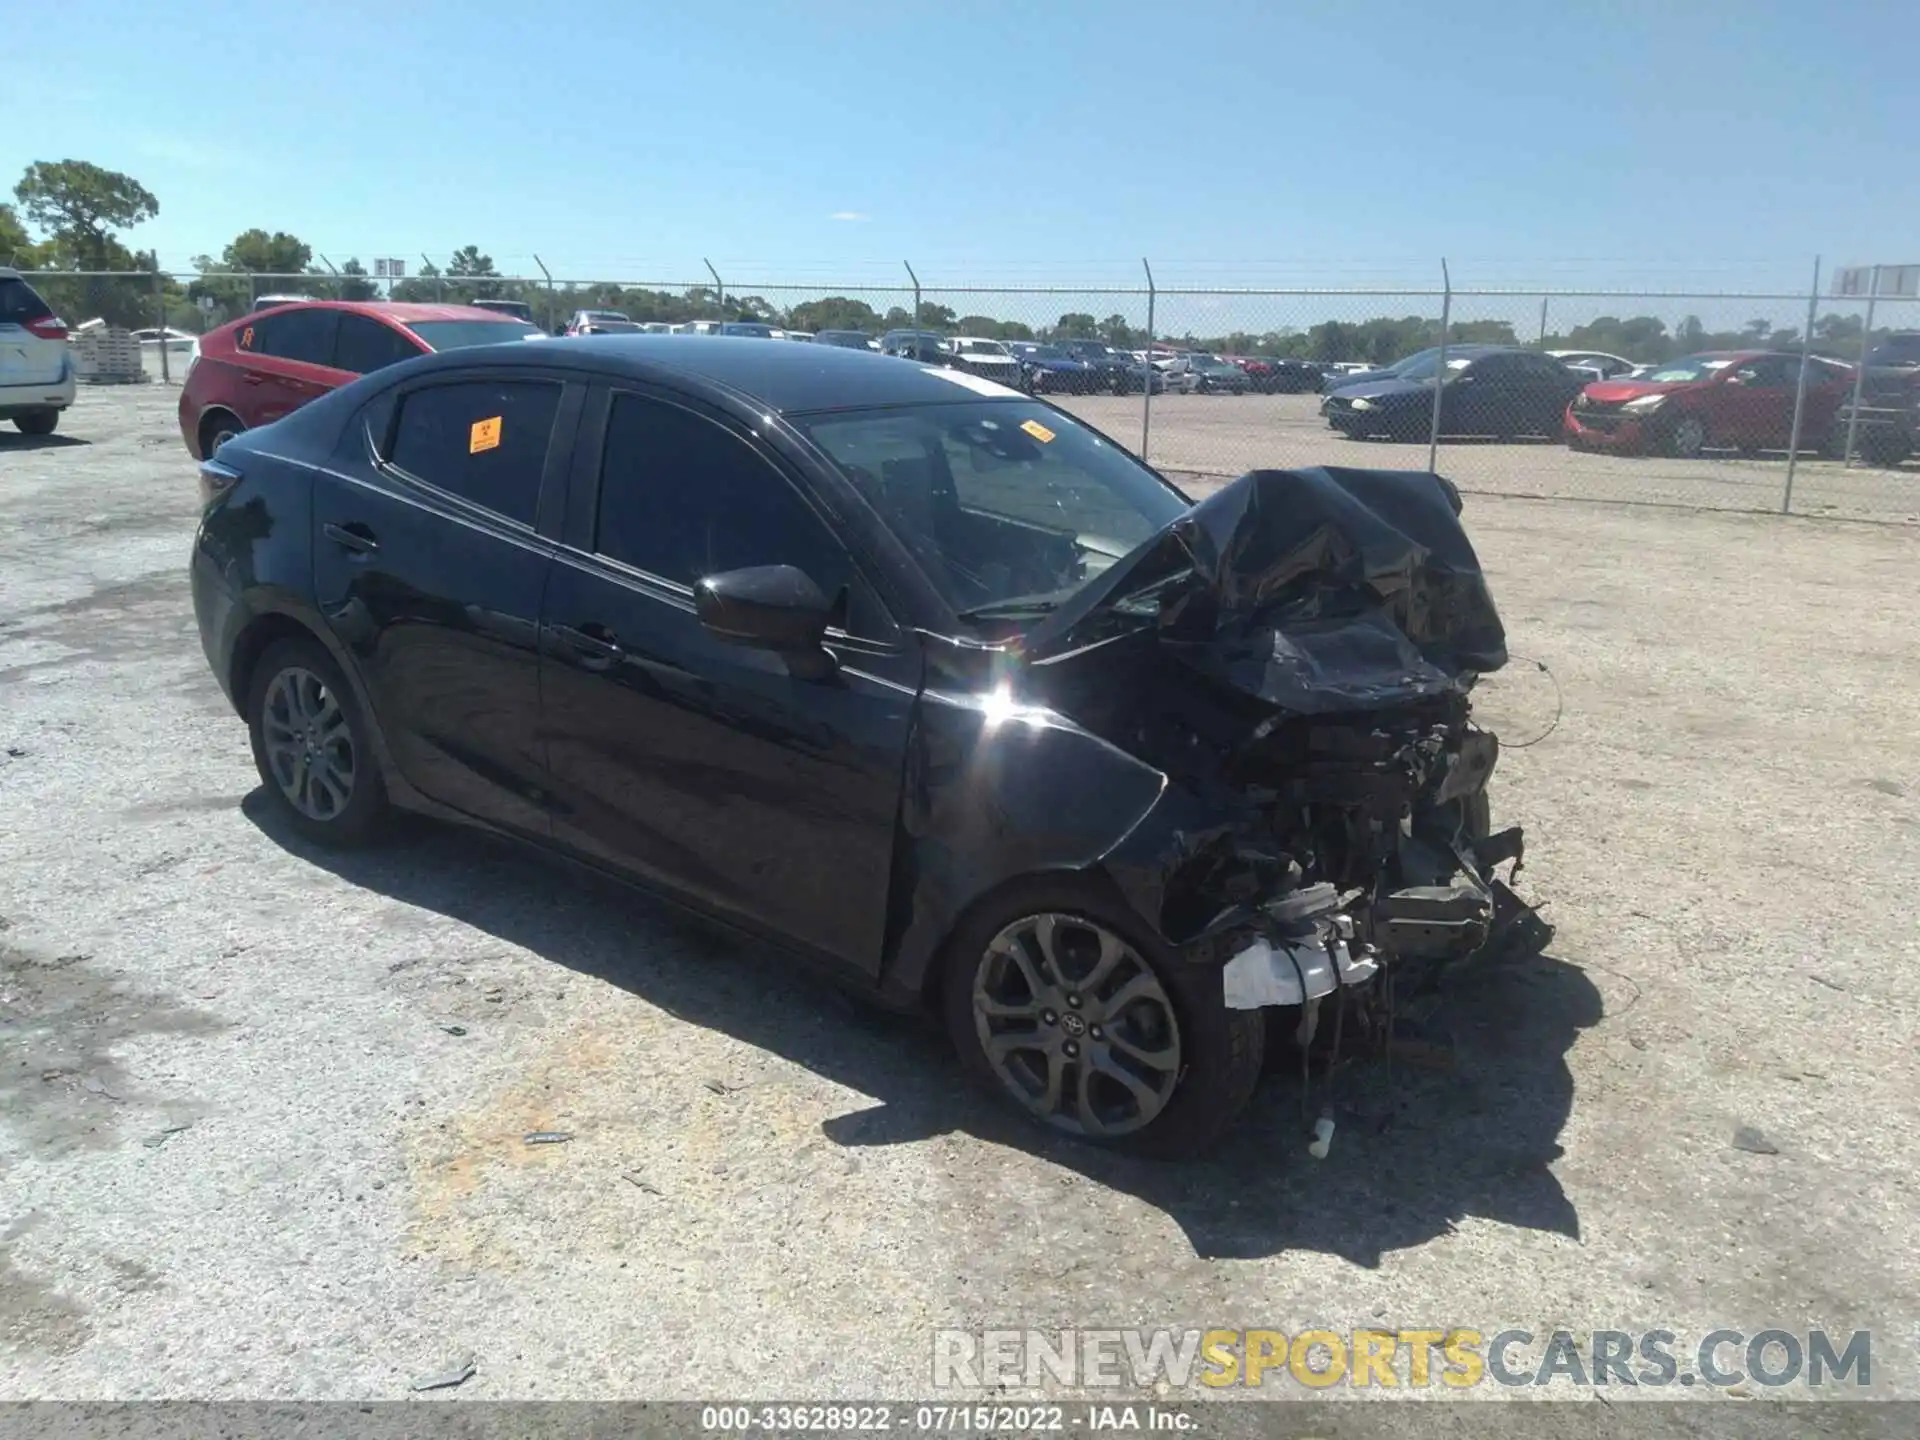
[250,299,525,325]
[412,334,1027,413]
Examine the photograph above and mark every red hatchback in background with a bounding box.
[178,301,541,458]
[1565,350,1853,458]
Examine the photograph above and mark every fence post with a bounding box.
[1781,255,1821,515]
[1141,257,1156,462]
[247,271,258,310]
[1841,264,1881,468]
[153,269,170,384]
[904,261,921,329]
[423,254,441,301]
[704,258,725,315]
[1537,295,1549,346]
[1426,258,1452,473]
[533,254,555,332]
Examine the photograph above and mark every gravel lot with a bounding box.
[1055,392,1920,526]
[2,385,1917,1407]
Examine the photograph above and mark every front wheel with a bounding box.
[14,410,59,436]
[942,880,1265,1158]
[246,637,390,847]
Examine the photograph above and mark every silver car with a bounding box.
[0,268,75,436]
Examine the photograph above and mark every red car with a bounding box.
[1565,350,1854,458]
[178,301,541,458]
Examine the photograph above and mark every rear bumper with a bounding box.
[0,369,77,417]
[190,535,246,710]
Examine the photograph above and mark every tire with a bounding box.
[245,636,390,847]
[941,876,1266,1159]
[14,410,58,436]
[201,410,246,456]
[1664,413,1709,459]
[1861,430,1913,468]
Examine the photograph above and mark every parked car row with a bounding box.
[1317,341,1880,458]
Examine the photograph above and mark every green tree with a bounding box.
[1098,314,1136,348]
[0,203,36,264]
[13,159,159,270]
[1053,311,1098,338]
[1450,320,1518,345]
[787,296,881,334]
[223,228,313,277]
[337,258,379,302]
[445,244,501,302]
[915,301,956,330]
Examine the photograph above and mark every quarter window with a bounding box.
[388,379,561,526]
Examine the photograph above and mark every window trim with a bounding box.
[372,369,581,538]
[562,381,901,647]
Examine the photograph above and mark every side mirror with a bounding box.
[694,565,837,678]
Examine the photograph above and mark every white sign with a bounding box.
[1834,265,1920,298]
[373,258,407,279]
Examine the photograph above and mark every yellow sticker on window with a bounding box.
[469,416,503,454]
[1020,418,1056,443]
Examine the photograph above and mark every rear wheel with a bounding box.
[201,410,246,456]
[943,878,1265,1158]
[245,637,390,847]
[13,410,58,436]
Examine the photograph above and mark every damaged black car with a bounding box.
[190,336,1542,1157]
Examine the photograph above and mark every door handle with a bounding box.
[555,623,623,671]
[323,522,379,555]
[241,373,266,386]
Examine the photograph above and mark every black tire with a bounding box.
[1861,430,1913,468]
[941,875,1265,1159]
[1662,412,1709,459]
[14,410,58,436]
[201,409,246,456]
[245,636,390,847]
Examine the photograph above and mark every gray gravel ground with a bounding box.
[1,386,1917,1411]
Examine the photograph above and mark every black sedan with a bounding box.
[190,337,1535,1156]
[1322,346,1585,441]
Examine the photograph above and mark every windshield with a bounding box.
[955,339,1009,355]
[723,323,774,336]
[1644,356,1736,383]
[795,400,1187,625]
[1025,345,1069,360]
[1866,336,1920,366]
[407,319,544,350]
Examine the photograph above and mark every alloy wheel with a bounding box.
[261,666,357,822]
[1671,415,1708,458]
[971,913,1183,1138]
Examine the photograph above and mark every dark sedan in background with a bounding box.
[1055,339,1156,394]
[1009,342,1096,394]
[1323,346,1582,441]
[188,337,1530,1157]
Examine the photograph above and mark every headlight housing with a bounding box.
[1349,397,1375,411]
[1621,393,1667,413]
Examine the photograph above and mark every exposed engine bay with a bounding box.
[1019,465,1552,1048]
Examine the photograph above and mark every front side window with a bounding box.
[388,379,561,526]
[796,400,1186,623]
[594,394,855,609]
[334,314,424,375]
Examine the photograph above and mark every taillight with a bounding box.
[27,315,68,342]
[198,457,241,505]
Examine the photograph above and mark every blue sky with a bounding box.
[4,0,1913,306]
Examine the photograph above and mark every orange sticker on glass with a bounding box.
[240,326,255,349]
[469,416,503,454]
[1020,418,1056,443]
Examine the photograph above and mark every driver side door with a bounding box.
[538,386,920,974]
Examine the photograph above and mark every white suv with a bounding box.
[0,268,75,436]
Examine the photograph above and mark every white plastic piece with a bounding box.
[1309,1116,1336,1159]
[1332,937,1379,986]
[1222,935,1340,1010]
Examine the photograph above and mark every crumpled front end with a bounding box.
[1023,465,1551,1024]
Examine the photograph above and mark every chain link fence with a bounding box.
[17,266,1919,524]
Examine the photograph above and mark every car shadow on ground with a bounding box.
[0,432,88,451]
[244,794,1597,1266]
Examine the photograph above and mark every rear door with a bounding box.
[1715,355,1797,447]
[0,274,65,387]
[233,307,343,425]
[332,312,427,377]
[313,368,583,836]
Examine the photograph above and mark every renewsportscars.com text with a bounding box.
[933,1327,1872,1391]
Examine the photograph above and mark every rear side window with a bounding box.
[388,380,562,527]
[0,277,54,325]
[243,308,340,366]
[334,314,422,375]
[594,393,853,603]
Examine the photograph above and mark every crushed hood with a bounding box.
[1024,467,1508,714]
